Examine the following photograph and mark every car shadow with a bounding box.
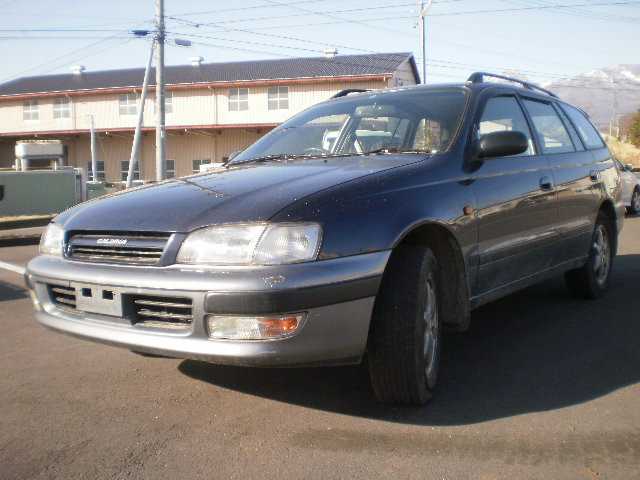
[0,280,27,302]
[179,253,640,425]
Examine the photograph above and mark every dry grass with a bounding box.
[604,135,640,167]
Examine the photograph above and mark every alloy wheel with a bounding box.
[592,224,611,286]
[423,277,439,388]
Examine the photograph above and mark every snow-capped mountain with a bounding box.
[545,65,640,130]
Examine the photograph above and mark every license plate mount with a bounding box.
[71,283,123,317]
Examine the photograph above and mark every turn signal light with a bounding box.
[206,313,305,340]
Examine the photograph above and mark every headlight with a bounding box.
[177,223,322,266]
[39,223,65,256]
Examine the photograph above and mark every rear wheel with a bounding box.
[367,245,441,405]
[564,213,614,299]
[629,188,640,215]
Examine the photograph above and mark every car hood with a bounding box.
[56,155,423,232]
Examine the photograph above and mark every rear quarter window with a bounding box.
[522,99,575,154]
[560,104,605,149]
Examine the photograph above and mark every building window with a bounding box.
[192,159,211,173]
[268,86,289,110]
[229,88,248,111]
[154,91,173,114]
[53,97,71,119]
[86,161,105,181]
[166,159,175,178]
[23,100,39,121]
[165,91,173,114]
[119,93,138,116]
[120,160,140,181]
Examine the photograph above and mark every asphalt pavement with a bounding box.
[1,219,639,479]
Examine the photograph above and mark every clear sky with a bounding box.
[0,0,638,86]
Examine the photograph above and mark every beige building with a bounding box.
[0,52,418,182]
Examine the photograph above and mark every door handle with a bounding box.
[539,176,554,191]
[590,170,600,182]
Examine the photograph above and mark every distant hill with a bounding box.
[545,65,640,130]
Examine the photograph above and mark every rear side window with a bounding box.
[522,99,574,154]
[478,96,535,156]
[555,105,585,151]
[560,104,605,149]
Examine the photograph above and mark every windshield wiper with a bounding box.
[234,153,307,165]
[235,152,358,165]
[362,147,434,155]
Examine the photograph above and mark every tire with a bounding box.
[564,212,614,299]
[629,188,640,215]
[367,245,442,405]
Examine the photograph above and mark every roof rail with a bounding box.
[331,88,370,99]
[467,72,558,98]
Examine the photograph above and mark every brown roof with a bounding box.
[0,52,418,97]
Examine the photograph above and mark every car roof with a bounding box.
[329,81,560,102]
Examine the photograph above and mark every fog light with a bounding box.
[206,313,305,340]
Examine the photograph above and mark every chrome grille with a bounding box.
[68,233,169,266]
[130,295,193,330]
[48,284,77,310]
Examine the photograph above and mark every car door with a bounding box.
[549,102,613,261]
[470,93,559,298]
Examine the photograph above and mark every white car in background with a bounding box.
[616,159,640,215]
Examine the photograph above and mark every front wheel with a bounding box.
[367,245,442,405]
[565,213,614,299]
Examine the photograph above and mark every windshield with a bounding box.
[232,88,468,163]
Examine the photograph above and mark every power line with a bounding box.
[259,0,415,36]
[168,0,468,17]
[201,0,640,30]
[428,0,640,19]
[174,36,640,93]
[170,28,584,83]
[501,0,640,22]
[0,28,135,33]
[169,17,573,78]
[0,34,141,84]
[0,35,124,83]
[167,31,327,55]
[166,22,377,54]
[171,2,419,27]
[0,36,123,40]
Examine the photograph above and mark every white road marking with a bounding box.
[0,260,26,275]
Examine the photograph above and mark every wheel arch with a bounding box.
[389,221,471,332]
[598,199,619,256]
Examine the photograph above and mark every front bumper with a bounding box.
[26,251,389,367]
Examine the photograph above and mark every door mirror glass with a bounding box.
[477,131,529,159]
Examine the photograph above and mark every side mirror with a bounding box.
[477,131,529,159]
[626,163,635,172]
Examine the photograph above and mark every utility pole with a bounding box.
[89,115,98,182]
[126,41,155,188]
[155,0,166,181]
[418,0,432,84]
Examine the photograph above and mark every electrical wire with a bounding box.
[0,34,139,84]
[187,0,639,31]
[169,0,493,17]
[174,36,640,92]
